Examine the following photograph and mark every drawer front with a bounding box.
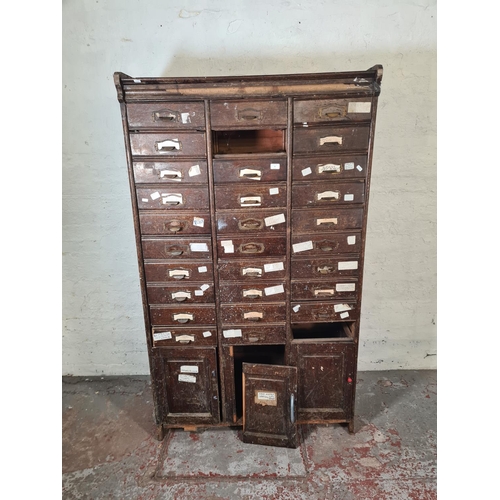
[151,327,217,347]
[147,283,215,305]
[142,237,212,260]
[150,305,216,326]
[220,325,286,345]
[291,301,359,323]
[219,282,286,304]
[216,210,287,235]
[293,155,367,181]
[220,303,286,325]
[214,184,287,210]
[292,208,364,232]
[130,132,206,157]
[127,102,205,129]
[133,161,208,184]
[293,125,370,153]
[213,158,287,183]
[217,236,286,258]
[144,261,214,283]
[217,258,287,281]
[294,98,373,124]
[291,257,360,279]
[291,279,359,301]
[137,186,209,210]
[292,181,365,208]
[292,232,362,255]
[139,212,211,236]
[210,99,287,128]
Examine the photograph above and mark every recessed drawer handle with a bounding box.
[317,218,338,226]
[244,311,263,321]
[317,265,334,274]
[243,289,263,299]
[316,191,340,201]
[238,218,264,230]
[318,163,342,174]
[317,242,336,252]
[162,194,183,206]
[159,169,182,179]
[173,313,193,323]
[240,242,264,254]
[320,105,347,119]
[239,168,262,179]
[175,335,195,344]
[314,289,335,297]
[172,291,191,302]
[314,312,330,319]
[242,267,263,277]
[153,110,180,122]
[240,196,262,207]
[165,245,185,256]
[169,269,189,279]
[319,135,343,146]
[166,220,184,233]
[238,108,262,121]
[155,139,181,152]
[248,336,259,343]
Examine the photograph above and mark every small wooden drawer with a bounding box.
[213,158,286,183]
[133,161,208,184]
[216,210,286,234]
[291,257,360,279]
[144,261,214,283]
[151,327,217,347]
[210,100,287,128]
[220,325,286,345]
[136,186,209,210]
[127,102,206,129]
[291,232,362,255]
[219,282,286,303]
[129,132,206,156]
[217,258,287,281]
[294,98,373,124]
[292,155,367,181]
[214,183,287,210]
[142,237,212,260]
[292,208,363,233]
[150,305,216,326]
[292,182,365,208]
[293,125,370,153]
[217,235,286,258]
[139,212,211,236]
[291,279,359,301]
[291,301,359,323]
[220,303,286,325]
[147,283,215,304]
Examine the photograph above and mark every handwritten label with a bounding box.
[338,261,358,270]
[223,329,243,338]
[190,242,209,252]
[264,284,284,296]
[264,262,284,273]
[301,167,312,176]
[270,163,280,170]
[264,213,285,226]
[348,101,371,113]
[193,217,204,227]
[356,165,363,171]
[180,365,199,373]
[178,374,197,383]
[344,162,355,170]
[153,331,172,341]
[293,240,313,253]
[336,283,356,292]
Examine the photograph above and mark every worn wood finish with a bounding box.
[114,66,382,445]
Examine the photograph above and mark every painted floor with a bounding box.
[62,370,436,499]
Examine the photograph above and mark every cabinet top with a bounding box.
[114,65,383,102]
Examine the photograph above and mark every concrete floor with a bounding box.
[62,370,436,499]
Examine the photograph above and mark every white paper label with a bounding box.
[181,112,191,124]
[269,187,279,195]
[188,164,201,177]
[153,331,172,341]
[344,162,355,170]
[193,217,204,227]
[200,284,210,291]
[336,283,356,292]
[264,284,285,296]
[301,167,312,176]
[221,240,232,247]
[347,236,356,245]
[133,79,142,83]
[194,290,204,296]
[270,163,280,170]
[292,304,301,312]
[340,311,350,319]
[202,331,212,337]
[264,262,284,273]
[257,392,276,401]
[334,303,352,313]
[141,198,149,202]
[223,329,243,338]
[180,365,199,373]
[264,214,285,226]
[224,244,234,253]
[348,101,371,113]
[356,165,363,171]
[198,266,208,273]
[344,194,354,201]
[178,374,197,383]
[190,242,208,252]
[150,191,161,200]
[176,334,195,342]
[338,261,358,270]
[293,240,313,253]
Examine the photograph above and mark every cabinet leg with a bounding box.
[155,423,165,441]
[348,420,355,434]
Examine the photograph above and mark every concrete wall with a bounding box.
[62,0,436,375]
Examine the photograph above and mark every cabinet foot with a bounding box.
[348,421,355,434]
[155,423,165,441]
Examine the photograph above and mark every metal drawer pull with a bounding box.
[153,110,180,122]
[243,289,263,299]
[169,269,189,279]
[318,163,342,174]
[175,334,195,343]
[316,190,340,201]
[238,218,264,230]
[240,242,264,254]
[172,291,192,302]
[317,241,336,252]
[159,169,182,179]
[317,265,334,274]
[244,311,263,321]
[317,218,338,226]
[290,394,295,424]
[319,135,343,146]
[314,289,335,297]
[173,313,194,323]
[165,245,185,256]
[242,267,262,277]
[155,139,181,151]
[238,108,262,121]
[239,168,262,179]
[162,194,183,206]
[240,195,262,207]
[166,220,184,233]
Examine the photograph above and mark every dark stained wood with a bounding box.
[217,258,287,281]
[210,99,287,128]
[216,235,287,258]
[294,98,373,124]
[220,281,289,303]
[139,211,211,236]
[292,207,364,232]
[216,210,286,234]
[293,125,370,154]
[151,327,217,347]
[291,279,359,301]
[291,301,359,323]
[292,181,366,208]
[220,325,286,345]
[141,237,213,260]
[136,186,209,210]
[292,154,367,181]
[291,232,363,255]
[214,183,287,210]
[213,158,286,183]
[220,302,286,325]
[146,283,215,304]
[149,304,217,326]
[291,256,360,279]
[143,260,214,283]
[213,129,285,155]
[130,132,207,157]
[133,161,209,184]
[127,101,206,129]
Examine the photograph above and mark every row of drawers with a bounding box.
[127,98,373,130]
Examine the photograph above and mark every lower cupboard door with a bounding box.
[242,363,298,448]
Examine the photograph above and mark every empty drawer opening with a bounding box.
[213,130,286,154]
[233,345,285,421]
[292,322,354,340]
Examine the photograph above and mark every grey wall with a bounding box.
[62,0,436,375]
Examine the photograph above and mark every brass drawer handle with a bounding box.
[243,289,263,299]
[238,218,264,230]
[153,109,180,122]
[155,139,182,152]
[314,289,335,297]
[173,313,194,324]
[238,108,262,121]
[240,195,262,207]
[242,267,263,278]
[317,265,334,275]
[165,245,185,256]
[172,291,191,302]
[166,220,185,233]
[240,242,264,254]
[159,169,182,179]
[244,311,263,321]
[316,191,340,201]
[319,136,343,146]
[169,269,189,279]
[239,168,262,179]
[320,105,347,119]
